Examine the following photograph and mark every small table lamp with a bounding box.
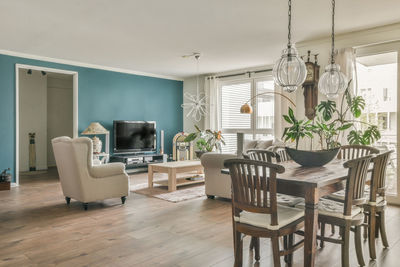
[81,122,109,154]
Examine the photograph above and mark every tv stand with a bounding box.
[110,153,167,173]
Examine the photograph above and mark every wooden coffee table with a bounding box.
[148,160,204,192]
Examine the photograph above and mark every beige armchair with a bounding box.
[200,152,237,199]
[52,136,129,210]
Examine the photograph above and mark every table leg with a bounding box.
[148,165,153,188]
[304,187,319,267]
[168,168,177,192]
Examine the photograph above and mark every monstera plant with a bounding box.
[282,80,381,166]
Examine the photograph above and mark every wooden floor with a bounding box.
[1,168,400,267]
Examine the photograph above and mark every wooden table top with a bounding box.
[149,160,202,168]
[222,159,349,188]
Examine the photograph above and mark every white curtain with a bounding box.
[204,76,220,131]
[336,47,358,95]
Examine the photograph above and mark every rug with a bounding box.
[130,182,206,203]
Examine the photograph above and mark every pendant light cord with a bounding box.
[195,54,200,96]
[287,0,292,47]
[331,0,336,64]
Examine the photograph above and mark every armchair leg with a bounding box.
[83,203,88,210]
[65,197,71,205]
[121,196,127,204]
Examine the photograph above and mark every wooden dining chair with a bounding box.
[296,155,372,267]
[363,150,393,259]
[337,144,379,160]
[224,158,305,267]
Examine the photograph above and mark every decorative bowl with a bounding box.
[285,147,340,167]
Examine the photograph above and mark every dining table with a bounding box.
[222,159,351,267]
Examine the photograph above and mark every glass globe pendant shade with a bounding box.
[273,45,307,93]
[318,63,348,99]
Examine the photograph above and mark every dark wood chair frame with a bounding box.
[224,158,304,267]
[314,155,372,267]
[363,150,393,259]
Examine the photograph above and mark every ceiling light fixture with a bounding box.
[273,0,307,93]
[318,0,348,99]
[181,53,207,122]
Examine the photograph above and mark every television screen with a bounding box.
[113,121,156,153]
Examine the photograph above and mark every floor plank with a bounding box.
[0,168,399,266]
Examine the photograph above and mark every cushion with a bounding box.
[234,205,304,230]
[295,198,363,219]
[277,194,304,207]
[328,185,385,205]
[255,140,274,150]
[243,140,258,152]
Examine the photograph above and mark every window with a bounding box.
[219,76,274,153]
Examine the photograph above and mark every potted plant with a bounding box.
[282,81,381,167]
[184,125,225,158]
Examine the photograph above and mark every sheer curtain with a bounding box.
[204,76,220,131]
[336,47,358,95]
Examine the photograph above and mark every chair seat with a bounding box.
[295,198,363,220]
[277,194,304,207]
[328,186,385,205]
[234,205,304,230]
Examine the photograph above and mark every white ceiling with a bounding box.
[0,0,399,79]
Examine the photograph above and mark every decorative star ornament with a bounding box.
[181,92,207,122]
[181,53,207,122]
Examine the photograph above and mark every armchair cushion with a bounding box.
[90,162,126,178]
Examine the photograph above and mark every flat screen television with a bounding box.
[113,121,156,154]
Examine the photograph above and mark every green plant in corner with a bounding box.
[184,125,225,152]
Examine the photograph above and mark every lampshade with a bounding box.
[81,122,109,135]
[318,63,348,99]
[240,103,253,114]
[273,45,307,93]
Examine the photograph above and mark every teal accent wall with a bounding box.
[0,54,183,182]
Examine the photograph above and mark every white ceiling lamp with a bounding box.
[273,0,307,93]
[181,53,207,122]
[318,0,348,99]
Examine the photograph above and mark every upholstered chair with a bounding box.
[52,136,129,210]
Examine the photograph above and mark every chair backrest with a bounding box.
[342,155,372,216]
[370,150,393,201]
[52,136,93,198]
[246,149,278,162]
[337,145,379,160]
[224,158,285,227]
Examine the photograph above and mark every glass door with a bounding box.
[356,43,400,203]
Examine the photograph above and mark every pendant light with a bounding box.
[318,0,348,99]
[181,53,207,122]
[273,0,307,93]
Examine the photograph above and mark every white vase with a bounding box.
[92,136,102,154]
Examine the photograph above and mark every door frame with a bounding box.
[15,64,78,186]
[356,41,400,205]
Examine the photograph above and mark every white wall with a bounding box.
[47,76,73,166]
[183,75,205,133]
[19,69,47,171]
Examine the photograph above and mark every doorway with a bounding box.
[15,64,78,185]
[356,42,400,204]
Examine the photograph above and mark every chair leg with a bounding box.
[341,225,350,267]
[320,223,326,248]
[379,210,389,248]
[363,213,368,240]
[121,196,126,204]
[65,197,71,204]
[288,233,294,267]
[355,226,365,267]
[83,203,88,210]
[271,236,281,267]
[234,230,243,267]
[254,237,260,261]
